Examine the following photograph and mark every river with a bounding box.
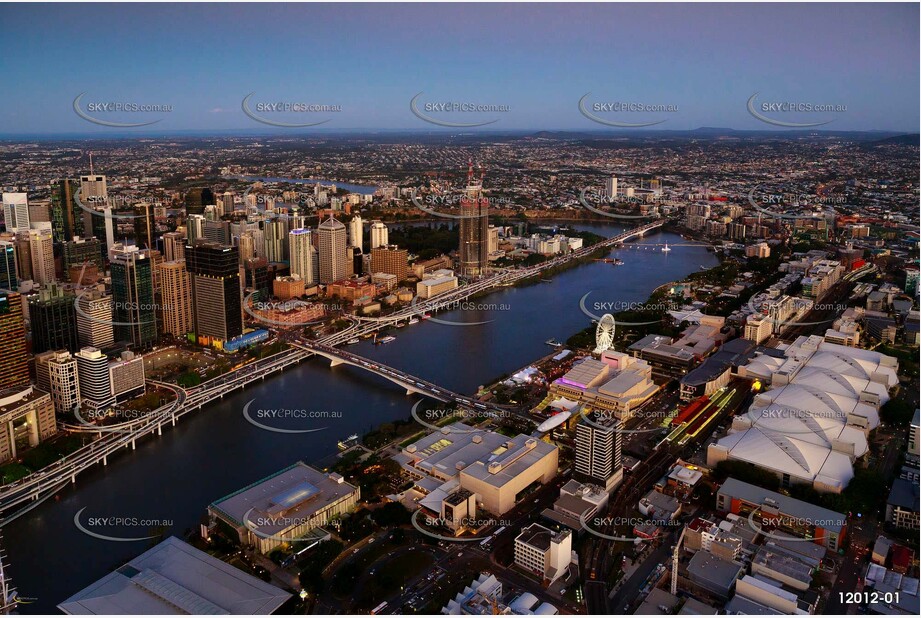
[4,224,717,613]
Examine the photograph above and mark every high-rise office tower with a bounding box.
[28,227,55,285]
[159,260,193,337]
[79,175,108,202]
[370,245,408,281]
[574,414,624,492]
[0,241,17,292]
[35,350,81,415]
[0,292,29,390]
[161,231,186,262]
[348,215,363,252]
[2,193,30,233]
[75,289,115,349]
[79,174,108,238]
[133,202,156,249]
[109,243,157,348]
[28,283,79,354]
[288,228,316,285]
[51,179,80,243]
[88,206,116,253]
[243,257,270,303]
[202,220,232,245]
[62,237,104,282]
[369,220,388,250]
[604,176,618,200]
[311,245,320,284]
[74,346,114,409]
[185,187,214,216]
[458,164,489,277]
[186,242,242,343]
[317,216,348,284]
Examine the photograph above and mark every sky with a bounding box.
[1,2,918,135]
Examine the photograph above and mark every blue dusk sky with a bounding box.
[1,2,918,134]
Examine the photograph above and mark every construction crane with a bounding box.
[671,525,687,596]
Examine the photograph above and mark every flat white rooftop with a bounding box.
[58,536,291,615]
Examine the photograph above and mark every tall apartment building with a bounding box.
[186,215,205,245]
[288,228,316,284]
[186,242,242,343]
[575,414,624,492]
[75,289,115,349]
[161,231,186,262]
[605,176,618,199]
[221,191,234,217]
[28,227,55,285]
[35,350,81,415]
[28,283,79,354]
[370,245,408,282]
[369,220,388,250]
[458,166,489,277]
[262,218,287,263]
[0,292,29,390]
[109,243,157,348]
[238,232,256,262]
[348,215,363,252]
[159,260,193,337]
[317,216,348,284]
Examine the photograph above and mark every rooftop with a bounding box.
[58,536,290,615]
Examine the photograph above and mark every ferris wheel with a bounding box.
[594,313,616,354]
